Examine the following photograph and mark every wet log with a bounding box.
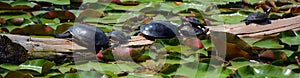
[0,34,89,64]
[206,15,300,38]
[0,34,154,64]
[0,35,28,64]
[3,34,86,52]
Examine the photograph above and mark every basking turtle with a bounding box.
[136,20,179,40]
[54,24,109,52]
[179,17,208,36]
[242,8,272,25]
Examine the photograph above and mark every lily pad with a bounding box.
[0,64,20,71]
[19,59,56,74]
[253,39,283,49]
[211,12,248,24]
[69,61,139,74]
[237,65,300,78]
[5,70,33,78]
[120,0,164,3]
[29,0,70,5]
[10,1,37,8]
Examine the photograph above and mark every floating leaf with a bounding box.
[11,24,55,35]
[0,64,20,71]
[10,1,37,8]
[55,23,73,33]
[127,73,163,78]
[71,61,139,74]
[244,0,263,5]
[107,3,141,11]
[120,0,164,3]
[280,50,295,57]
[237,65,300,78]
[241,38,262,46]
[279,31,300,45]
[5,71,33,78]
[211,12,248,24]
[29,0,70,5]
[197,49,208,56]
[167,63,233,78]
[253,39,283,49]
[57,66,71,74]
[39,18,60,24]
[190,0,240,5]
[229,59,251,69]
[19,59,55,74]
[280,36,300,45]
[51,73,80,78]
[84,13,138,24]
[0,11,31,20]
[201,39,212,49]
[82,0,98,3]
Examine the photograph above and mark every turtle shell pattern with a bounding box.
[69,24,109,48]
[139,21,179,38]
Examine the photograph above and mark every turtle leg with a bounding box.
[258,20,272,25]
[245,21,251,25]
[54,32,72,38]
[267,20,271,24]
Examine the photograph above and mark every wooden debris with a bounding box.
[121,36,154,47]
[0,35,28,64]
[206,15,300,37]
[3,34,86,52]
[2,34,153,52]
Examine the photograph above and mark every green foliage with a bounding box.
[237,65,300,78]
[253,39,283,49]
[278,30,300,45]
[29,0,70,5]
[0,0,300,78]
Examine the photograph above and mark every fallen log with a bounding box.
[0,35,28,64]
[0,34,154,64]
[3,34,86,52]
[206,15,300,37]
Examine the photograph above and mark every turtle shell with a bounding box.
[242,8,272,25]
[66,24,109,51]
[180,17,208,36]
[184,17,202,25]
[139,21,179,38]
[245,12,269,21]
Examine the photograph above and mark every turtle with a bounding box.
[242,8,272,25]
[136,20,179,40]
[179,17,208,36]
[54,24,109,52]
[108,30,131,47]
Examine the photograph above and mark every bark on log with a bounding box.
[206,15,300,37]
[3,34,86,52]
[0,34,154,64]
[2,34,154,52]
